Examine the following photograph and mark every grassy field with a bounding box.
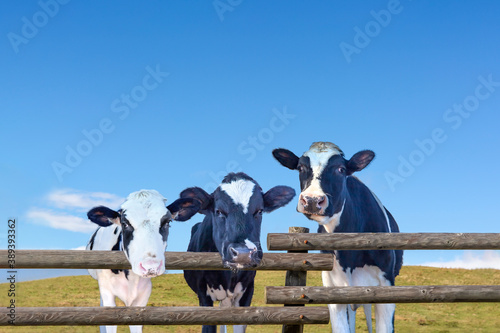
[1,266,500,332]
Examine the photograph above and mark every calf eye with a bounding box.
[298,165,305,173]
[337,167,346,174]
[121,218,132,229]
[215,209,227,218]
[254,209,263,217]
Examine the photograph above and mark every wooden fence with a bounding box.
[267,232,500,251]
[0,307,330,326]
[0,250,332,271]
[1,231,500,330]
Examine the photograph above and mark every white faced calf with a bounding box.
[86,189,199,333]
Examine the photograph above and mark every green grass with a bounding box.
[1,266,500,332]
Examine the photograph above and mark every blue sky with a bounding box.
[1,1,499,281]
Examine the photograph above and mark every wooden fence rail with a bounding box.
[267,233,500,251]
[3,231,500,329]
[0,307,330,326]
[283,226,309,333]
[0,250,333,271]
[266,285,500,304]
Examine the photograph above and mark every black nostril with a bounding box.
[230,247,238,257]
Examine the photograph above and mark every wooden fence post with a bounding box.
[282,226,309,333]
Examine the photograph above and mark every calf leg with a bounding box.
[230,282,254,333]
[232,325,246,333]
[363,304,373,333]
[128,325,142,333]
[202,325,216,333]
[127,280,152,333]
[322,270,350,333]
[375,303,395,333]
[99,290,117,333]
[198,292,216,333]
[373,270,396,333]
[329,304,350,333]
[347,305,356,332]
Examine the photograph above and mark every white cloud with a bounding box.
[25,189,125,234]
[71,246,87,250]
[27,208,97,233]
[46,189,124,211]
[419,251,500,270]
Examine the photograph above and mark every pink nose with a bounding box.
[299,193,328,214]
[139,260,164,277]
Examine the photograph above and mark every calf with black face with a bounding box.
[273,142,403,333]
[182,172,295,333]
[86,189,199,333]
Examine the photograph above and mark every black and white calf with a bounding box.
[182,172,295,333]
[273,142,403,333]
[86,189,199,333]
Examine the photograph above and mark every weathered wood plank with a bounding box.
[0,250,333,271]
[283,227,309,333]
[267,233,500,251]
[266,285,500,304]
[0,306,330,326]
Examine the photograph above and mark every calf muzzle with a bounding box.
[298,193,328,214]
[223,244,262,271]
[138,259,164,277]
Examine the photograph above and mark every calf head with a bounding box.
[181,172,295,271]
[87,190,199,278]
[273,142,374,226]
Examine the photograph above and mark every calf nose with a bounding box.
[227,245,260,267]
[299,193,328,214]
[139,259,164,277]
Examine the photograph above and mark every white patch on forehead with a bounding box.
[301,142,344,197]
[120,190,168,227]
[220,180,255,214]
[304,142,343,170]
[307,142,343,154]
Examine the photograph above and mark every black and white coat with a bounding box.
[273,142,403,333]
[86,189,199,333]
[181,172,295,333]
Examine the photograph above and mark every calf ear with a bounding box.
[87,206,120,227]
[167,198,201,222]
[346,150,375,175]
[180,187,213,215]
[263,186,296,213]
[272,148,300,170]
